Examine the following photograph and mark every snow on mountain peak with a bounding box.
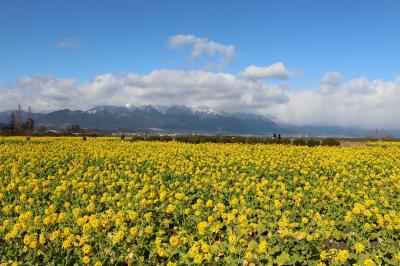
[85,104,226,118]
[192,106,223,117]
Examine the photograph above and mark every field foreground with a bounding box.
[0,137,400,265]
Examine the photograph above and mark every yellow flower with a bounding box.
[82,244,92,255]
[144,212,153,221]
[1,136,400,264]
[175,192,186,201]
[86,203,96,213]
[112,230,125,244]
[206,200,213,208]
[169,235,180,247]
[336,250,349,264]
[229,246,237,254]
[144,225,153,235]
[344,214,353,223]
[197,221,208,235]
[352,203,365,215]
[130,226,138,237]
[29,240,38,249]
[58,212,67,223]
[395,251,400,262]
[354,242,365,254]
[39,233,46,245]
[245,250,253,260]
[363,259,375,266]
[320,251,328,260]
[23,233,36,247]
[258,240,268,254]
[128,210,138,220]
[228,234,237,244]
[294,231,306,240]
[82,256,90,264]
[193,253,203,264]
[62,239,72,249]
[165,204,176,214]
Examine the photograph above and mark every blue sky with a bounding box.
[1,1,400,129]
[1,0,399,84]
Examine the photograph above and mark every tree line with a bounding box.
[3,104,35,135]
[127,134,341,146]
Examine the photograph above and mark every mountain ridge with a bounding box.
[0,105,396,137]
[0,105,280,135]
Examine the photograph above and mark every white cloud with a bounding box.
[168,34,235,68]
[1,70,400,130]
[317,71,343,95]
[238,62,292,80]
[347,77,377,95]
[265,74,400,129]
[57,38,81,49]
[0,70,286,115]
[319,71,342,86]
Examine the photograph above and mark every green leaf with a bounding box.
[290,253,304,263]
[248,240,258,250]
[370,232,381,240]
[270,245,281,255]
[387,245,396,254]
[332,229,345,241]
[349,252,358,260]
[383,257,398,265]
[256,223,267,234]
[275,251,290,266]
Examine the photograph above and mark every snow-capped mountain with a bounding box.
[191,106,223,118]
[0,105,382,136]
[0,105,280,134]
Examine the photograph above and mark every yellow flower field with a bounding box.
[0,137,400,265]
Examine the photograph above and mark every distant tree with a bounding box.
[383,132,394,140]
[14,104,24,134]
[70,124,81,133]
[25,106,35,134]
[321,138,340,146]
[9,112,16,133]
[366,129,379,139]
[16,104,22,132]
[38,125,47,132]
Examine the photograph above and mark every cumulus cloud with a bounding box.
[168,34,235,68]
[317,71,343,95]
[347,77,377,95]
[266,75,400,129]
[238,62,292,80]
[57,38,82,49]
[319,71,342,86]
[0,70,287,114]
[1,70,400,130]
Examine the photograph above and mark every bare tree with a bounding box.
[14,104,23,134]
[366,129,379,139]
[383,132,394,140]
[9,112,16,133]
[26,105,35,134]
